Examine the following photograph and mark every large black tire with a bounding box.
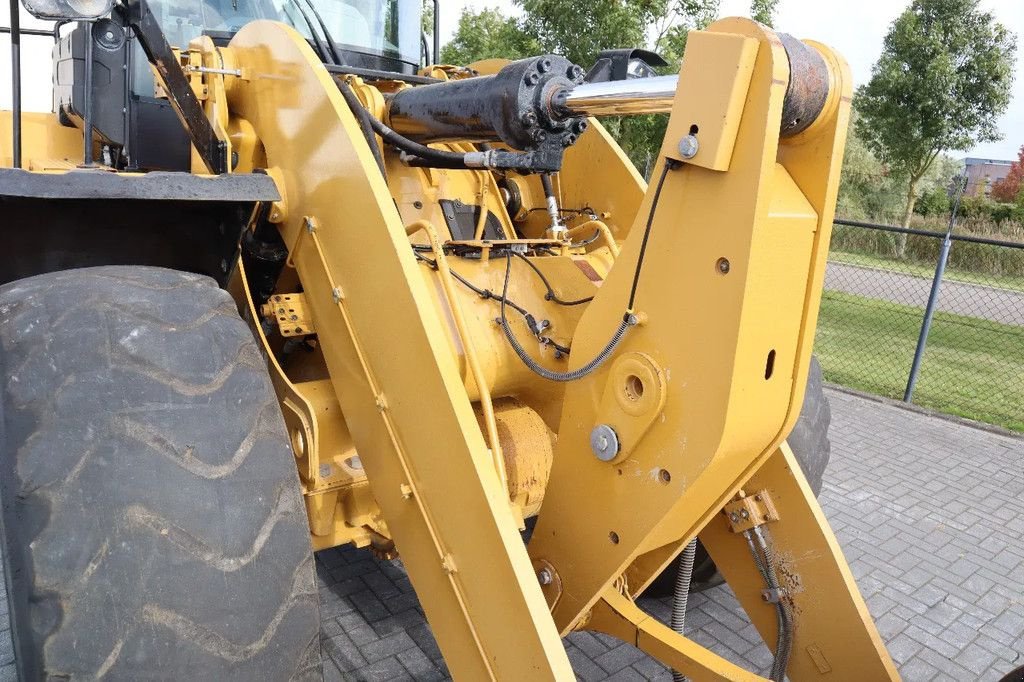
[0,267,321,680]
[645,357,832,596]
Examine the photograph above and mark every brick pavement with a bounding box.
[314,388,1024,681]
[1,387,1021,681]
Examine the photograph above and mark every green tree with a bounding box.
[517,0,662,68]
[855,0,1016,252]
[836,112,909,222]
[749,0,778,26]
[439,8,540,65]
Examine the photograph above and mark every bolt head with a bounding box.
[717,258,731,274]
[678,134,699,159]
[538,58,552,73]
[538,568,553,585]
[590,424,620,461]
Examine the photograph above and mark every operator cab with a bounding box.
[52,0,422,171]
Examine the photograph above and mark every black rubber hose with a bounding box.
[338,86,472,168]
[336,79,389,180]
[401,153,472,170]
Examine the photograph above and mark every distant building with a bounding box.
[964,157,1014,197]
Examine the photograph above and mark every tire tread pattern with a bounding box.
[0,267,321,681]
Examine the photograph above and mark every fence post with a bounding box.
[903,174,968,402]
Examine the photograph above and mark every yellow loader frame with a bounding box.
[1,13,898,680]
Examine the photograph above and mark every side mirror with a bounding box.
[20,0,113,22]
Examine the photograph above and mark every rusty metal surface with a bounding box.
[778,33,830,138]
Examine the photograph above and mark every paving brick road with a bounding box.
[2,388,1022,681]
[314,388,1024,682]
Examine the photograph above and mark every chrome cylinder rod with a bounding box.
[552,75,678,118]
[553,33,830,139]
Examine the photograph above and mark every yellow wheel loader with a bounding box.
[0,0,898,678]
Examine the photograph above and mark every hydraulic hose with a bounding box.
[337,82,474,169]
[670,539,698,682]
[336,79,389,180]
[744,527,795,681]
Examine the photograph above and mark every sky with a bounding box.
[2,0,1021,160]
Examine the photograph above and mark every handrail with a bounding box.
[3,18,60,169]
[834,218,1024,251]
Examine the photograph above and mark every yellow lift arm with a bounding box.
[220,15,895,682]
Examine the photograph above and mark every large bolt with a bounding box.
[678,134,699,159]
[572,119,589,135]
[521,111,538,128]
[538,58,552,73]
[525,71,540,86]
[590,424,620,461]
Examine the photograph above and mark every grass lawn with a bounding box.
[815,290,1024,433]
[831,250,1024,294]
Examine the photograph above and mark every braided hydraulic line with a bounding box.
[743,526,795,681]
[670,539,698,682]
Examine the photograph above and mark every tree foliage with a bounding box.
[749,0,778,26]
[855,0,1016,231]
[991,146,1024,204]
[439,8,540,65]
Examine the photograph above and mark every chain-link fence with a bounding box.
[815,218,1024,433]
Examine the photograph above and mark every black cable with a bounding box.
[496,158,677,381]
[299,0,342,65]
[500,253,633,382]
[414,252,530,318]
[336,79,388,180]
[284,0,333,64]
[415,251,570,355]
[513,252,593,306]
[628,158,675,310]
